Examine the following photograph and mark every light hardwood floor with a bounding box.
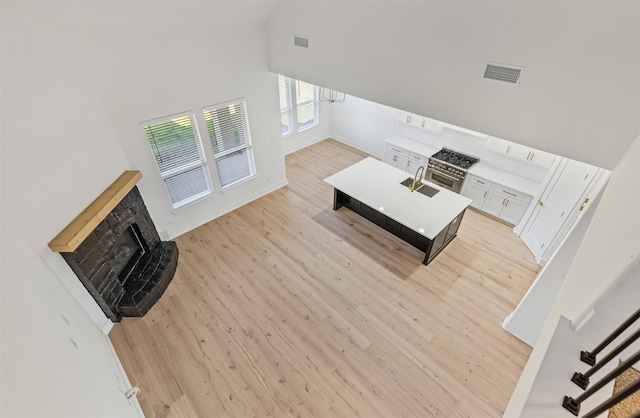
[110,139,541,418]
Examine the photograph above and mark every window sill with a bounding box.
[171,190,214,212]
[221,174,257,191]
[297,123,319,133]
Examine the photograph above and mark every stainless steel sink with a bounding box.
[400,177,440,197]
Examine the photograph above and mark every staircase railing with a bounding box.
[580,307,640,366]
[571,328,640,389]
[561,307,640,417]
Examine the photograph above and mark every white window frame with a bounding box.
[279,75,294,136]
[142,112,213,209]
[203,99,256,189]
[278,75,319,136]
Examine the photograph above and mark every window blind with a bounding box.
[277,75,318,134]
[143,114,212,208]
[295,79,318,130]
[278,75,293,135]
[203,100,256,188]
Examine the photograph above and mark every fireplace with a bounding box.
[109,224,148,283]
[49,171,178,322]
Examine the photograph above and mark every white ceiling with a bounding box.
[266,1,640,169]
[6,0,639,169]
[5,1,283,37]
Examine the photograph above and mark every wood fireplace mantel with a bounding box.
[48,170,142,252]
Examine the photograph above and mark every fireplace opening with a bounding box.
[58,183,178,322]
[108,223,148,283]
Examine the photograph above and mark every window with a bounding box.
[279,75,293,135]
[143,114,213,208]
[278,75,319,135]
[203,100,256,188]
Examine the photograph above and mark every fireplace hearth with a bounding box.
[50,171,178,322]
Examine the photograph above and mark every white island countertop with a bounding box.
[324,157,472,239]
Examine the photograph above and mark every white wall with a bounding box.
[331,94,552,184]
[505,132,640,416]
[501,184,604,346]
[1,222,142,418]
[330,95,398,157]
[14,1,291,239]
[1,3,130,329]
[267,1,640,170]
[558,133,640,321]
[77,11,287,239]
[281,98,331,155]
[1,5,141,417]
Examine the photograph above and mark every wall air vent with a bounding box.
[484,63,523,85]
[294,36,309,48]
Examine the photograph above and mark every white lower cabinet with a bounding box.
[499,196,530,225]
[406,152,427,175]
[383,145,409,170]
[462,175,532,225]
[464,180,491,210]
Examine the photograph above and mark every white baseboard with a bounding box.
[105,335,146,418]
[167,178,289,239]
[101,317,115,334]
[330,135,383,159]
[502,312,537,347]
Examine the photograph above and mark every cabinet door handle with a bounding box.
[530,152,535,160]
[503,190,517,197]
[483,191,487,198]
[393,155,397,162]
[502,198,507,206]
[504,200,509,207]
[406,116,412,123]
[477,180,485,184]
[579,197,590,211]
[506,145,511,154]
[421,119,426,127]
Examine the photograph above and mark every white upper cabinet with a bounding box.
[396,111,444,135]
[486,136,511,154]
[487,137,556,168]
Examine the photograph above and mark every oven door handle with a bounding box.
[429,169,460,182]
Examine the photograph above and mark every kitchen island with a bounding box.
[324,157,472,265]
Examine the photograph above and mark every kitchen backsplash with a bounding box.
[330,94,555,185]
[395,119,551,184]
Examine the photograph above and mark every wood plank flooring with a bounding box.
[110,138,541,418]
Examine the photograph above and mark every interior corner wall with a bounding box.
[330,95,398,157]
[267,1,640,170]
[1,5,140,417]
[282,99,331,155]
[1,4,131,326]
[556,132,640,321]
[505,131,640,417]
[55,7,289,239]
[1,221,141,418]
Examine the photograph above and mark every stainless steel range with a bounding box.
[425,148,479,193]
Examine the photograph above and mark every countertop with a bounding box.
[384,135,441,157]
[468,163,541,197]
[384,135,542,198]
[324,157,472,239]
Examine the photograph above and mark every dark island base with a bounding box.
[333,188,464,265]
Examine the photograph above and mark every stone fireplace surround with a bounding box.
[49,171,178,322]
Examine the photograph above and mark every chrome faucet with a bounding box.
[410,165,425,192]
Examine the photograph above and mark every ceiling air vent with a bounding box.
[484,63,523,85]
[294,36,309,48]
